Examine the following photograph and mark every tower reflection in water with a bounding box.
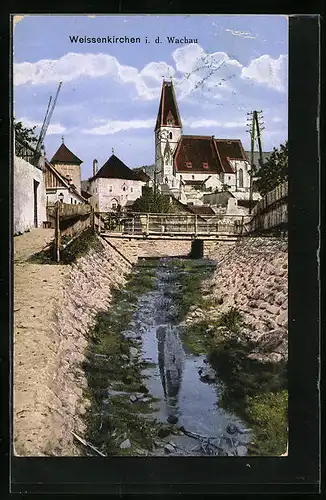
[156,324,185,424]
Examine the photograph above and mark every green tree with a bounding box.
[14,119,38,147]
[132,186,172,213]
[255,141,288,196]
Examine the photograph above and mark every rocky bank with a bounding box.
[193,236,288,363]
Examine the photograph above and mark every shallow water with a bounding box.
[127,258,251,456]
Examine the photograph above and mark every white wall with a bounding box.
[14,155,47,234]
[229,159,251,192]
[88,177,143,211]
[46,188,82,205]
[155,126,182,187]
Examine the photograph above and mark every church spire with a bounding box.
[155,79,182,131]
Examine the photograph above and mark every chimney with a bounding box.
[93,159,98,177]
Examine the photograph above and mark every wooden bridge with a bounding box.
[98,212,252,240]
[47,180,288,261]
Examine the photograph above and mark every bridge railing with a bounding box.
[96,212,252,236]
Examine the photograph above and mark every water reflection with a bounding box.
[156,324,184,423]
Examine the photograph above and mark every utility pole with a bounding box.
[246,110,265,214]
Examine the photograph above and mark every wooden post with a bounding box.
[146,213,149,235]
[54,201,61,263]
[195,214,198,236]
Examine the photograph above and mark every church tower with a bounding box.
[155,80,182,188]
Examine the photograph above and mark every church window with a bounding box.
[74,200,77,204]
[192,175,195,180]
[71,198,73,204]
[122,185,127,191]
[169,132,173,140]
[109,185,113,192]
[186,162,192,169]
[238,168,244,188]
[203,162,209,169]
[130,187,133,193]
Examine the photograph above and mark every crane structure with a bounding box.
[246,110,265,214]
[34,81,62,161]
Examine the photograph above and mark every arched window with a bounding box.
[169,131,172,140]
[238,168,244,188]
[111,198,119,210]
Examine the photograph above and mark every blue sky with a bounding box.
[13,15,288,180]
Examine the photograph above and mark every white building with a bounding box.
[44,160,87,205]
[154,80,257,209]
[85,154,145,212]
[14,150,47,235]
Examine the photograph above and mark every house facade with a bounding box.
[50,139,83,194]
[44,160,87,205]
[155,80,254,207]
[85,154,145,212]
[45,140,87,205]
[14,147,47,234]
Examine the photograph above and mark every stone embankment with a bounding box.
[14,231,131,456]
[195,237,288,363]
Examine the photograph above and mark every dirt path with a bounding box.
[13,228,69,456]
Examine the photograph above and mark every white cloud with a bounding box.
[241,54,288,91]
[172,44,242,99]
[184,118,246,129]
[14,52,174,101]
[14,46,288,105]
[226,28,256,40]
[18,117,66,134]
[83,116,246,135]
[83,118,154,135]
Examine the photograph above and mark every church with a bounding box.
[154,79,256,208]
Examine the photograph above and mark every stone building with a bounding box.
[50,138,82,194]
[85,154,145,212]
[44,160,87,205]
[154,79,256,207]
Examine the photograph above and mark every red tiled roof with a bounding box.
[50,143,82,165]
[214,139,246,173]
[155,80,182,130]
[90,154,140,181]
[174,136,223,174]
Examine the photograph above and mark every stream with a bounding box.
[120,258,251,456]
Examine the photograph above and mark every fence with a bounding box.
[51,202,92,262]
[98,212,252,237]
[245,180,288,233]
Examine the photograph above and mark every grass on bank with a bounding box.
[171,262,288,456]
[28,228,103,265]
